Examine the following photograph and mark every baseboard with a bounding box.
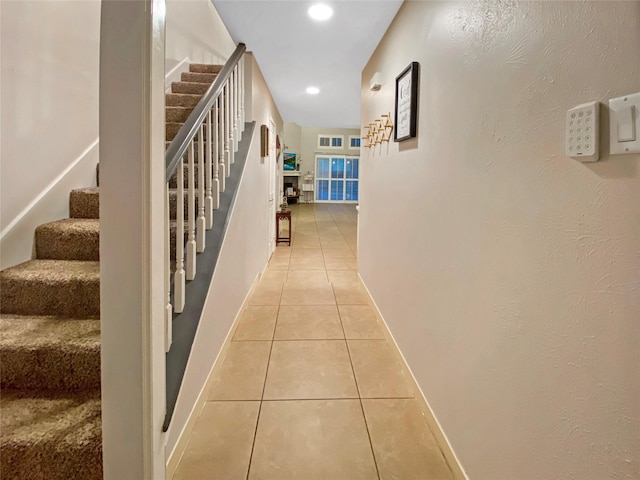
[358,273,469,480]
[165,270,262,478]
[165,57,191,93]
[0,139,99,269]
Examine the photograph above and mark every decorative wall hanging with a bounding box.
[260,124,269,156]
[276,135,281,162]
[394,61,419,142]
[362,113,394,149]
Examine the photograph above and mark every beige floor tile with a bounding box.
[290,248,325,270]
[263,340,357,399]
[322,248,356,259]
[173,401,260,480]
[362,399,453,480]
[327,270,360,285]
[286,270,328,284]
[275,305,344,340]
[248,400,378,480]
[333,282,370,304]
[339,305,386,339]
[208,341,271,400]
[348,340,414,398]
[267,254,290,270]
[281,282,336,305]
[324,255,357,271]
[248,280,283,306]
[233,306,278,341]
[291,240,322,250]
[261,269,288,283]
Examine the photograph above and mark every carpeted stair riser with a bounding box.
[171,81,211,95]
[166,93,202,108]
[167,106,195,123]
[189,63,223,74]
[36,219,99,261]
[181,72,217,84]
[1,391,102,480]
[0,260,100,318]
[167,121,225,142]
[70,188,99,219]
[0,315,100,391]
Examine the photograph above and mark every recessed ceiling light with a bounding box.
[308,4,333,21]
[306,86,320,95]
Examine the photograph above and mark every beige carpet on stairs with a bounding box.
[0,61,222,479]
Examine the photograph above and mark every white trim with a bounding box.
[348,135,361,149]
[165,57,191,93]
[358,273,469,480]
[317,134,344,150]
[165,272,261,478]
[0,138,99,241]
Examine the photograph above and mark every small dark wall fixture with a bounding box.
[261,124,269,156]
[394,61,419,142]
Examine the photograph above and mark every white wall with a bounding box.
[165,0,236,74]
[360,2,640,479]
[166,52,283,457]
[0,0,100,268]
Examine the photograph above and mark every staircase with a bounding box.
[0,63,222,479]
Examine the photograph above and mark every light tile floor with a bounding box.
[173,204,454,480]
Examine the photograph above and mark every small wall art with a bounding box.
[394,61,419,142]
[260,124,269,156]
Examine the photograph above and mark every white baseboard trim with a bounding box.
[165,271,262,478]
[165,57,191,93]
[358,273,469,480]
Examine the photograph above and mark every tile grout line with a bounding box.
[334,282,382,480]
[245,249,288,480]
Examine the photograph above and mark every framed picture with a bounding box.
[261,124,269,156]
[394,62,419,142]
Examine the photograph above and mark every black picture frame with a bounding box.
[394,61,419,142]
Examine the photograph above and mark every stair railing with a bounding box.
[164,43,246,350]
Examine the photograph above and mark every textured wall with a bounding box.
[359,1,640,478]
[0,1,100,267]
[165,0,235,73]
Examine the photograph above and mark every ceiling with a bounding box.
[212,0,403,129]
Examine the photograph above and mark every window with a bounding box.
[348,136,361,149]
[317,134,344,150]
[315,155,359,203]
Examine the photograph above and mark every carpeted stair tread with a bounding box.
[36,218,99,261]
[166,93,202,107]
[0,315,100,391]
[181,71,217,83]
[189,63,223,74]
[171,81,211,95]
[166,106,195,123]
[1,390,102,480]
[70,187,99,219]
[0,260,100,318]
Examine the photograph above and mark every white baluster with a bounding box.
[225,81,232,174]
[186,141,196,280]
[212,102,220,209]
[240,56,245,127]
[196,125,206,253]
[219,93,226,191]
[233,66,239,151]
[206,111,215,227]
[174,158,185,313]
[165,183,172,351]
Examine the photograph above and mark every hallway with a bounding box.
[173,204,454,480]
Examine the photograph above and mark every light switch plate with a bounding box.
[565,101,599,162]
[609,92,640,155]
